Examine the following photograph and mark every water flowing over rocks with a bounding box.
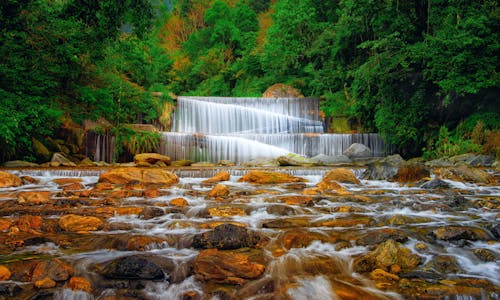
[0,162,498,299]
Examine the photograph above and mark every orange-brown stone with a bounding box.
[0,171,22,188]
[322,168,361,184]
[238,171,306,184]
[134,153,171,166]
[279,195,314,206]
[170,197,189,207]
[35,277,56,289]
[208,206,245,217]
[0,219,11,231]
[58,214,104,232]
[202,171,230,184]
[52,178,82,185]
[194,249,265,285]
[94,207,142,216]
[17,215,43,232]
[126,236,165,251]
[262,83,303,98]
[62,182,85,191]
[144,188,160,198]
[0,265,11,280]
[17,191,50,205]
[32,258,74,282]
[394,163,429,183]
[207,184,230,198]
[99,167,179,187]
[67,276,92,293]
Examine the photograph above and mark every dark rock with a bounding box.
[343,143,373,159]
[444,195,467,208]
[23,237,55,246]
[99,255,165,280]
[468,155,494,167]
[422,255,461,274]
[431,226,491,242]
[420,179,450,189]
[490,224,500,239]
[363,155,405,180]
[401,270,442,280]
[0,282,22,297]
[356,228,409,246]
[51,153,76,167]
[192,224,261,250]
[473,248,496,262]
[139,207,165,219]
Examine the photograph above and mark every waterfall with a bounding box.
[160,96,389,163]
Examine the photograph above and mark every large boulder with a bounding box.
[51,152,76,166]
[448,153,495,167]
[435,165,495,185]
[393,162,430,183]
[99,167,179,187]
[31,259,74,282]
[354,239,421,273]
[0,171,22,188]
[134,153,171,166]
[17,191,50,205]
[207,184,230,199]
[194,249,265,285]
[311,154,351,165]
[262,84,303,98]
[202,171,230,184]
[192,223,261,250]
[343,143,373,159]
[431,226,491,242]
[238,171,307,184]
[363,154,405,180]
[321,168,360,184]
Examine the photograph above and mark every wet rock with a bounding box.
[265,205,296,216]
[238,171,306,184]
[385,215,431,226]
[356,228,409,246]
[99,167,179,187]
[0,219,11,231]
[207,206,246,217]
[444,195,467,208]
[202,171,230,184]
[62,182,85,191]
[139,206,165,219]
[311,154,351,165]
[35,277,56,288]
[51,152,76,166]
[208,184,230,199]
[277,153,317,166]
[277,195,314,206]
[370,268,400,281]
[472,248,496,262]
[490,224,500,239]
[2,160,39,168]
[363,155,405,180]
[394,163,429,183]
[277,229,334,249]
[134,153,171,166]
[17,215,43,232]
[126,236,166,251]
[66,276,92,293]
[354,239,421,273]
[58,214,104,232]
[0,171,22,188]
[420,179,450,189]
[20,175,39,185]
[431,226,491,242]
[422,255,461,274]
[53,178,82,185]
[194,249,265,285]
[192,224,261,250]
[343,143,373,159]
[32,258,74,282]
[17,191,50,205]
[321,168,360,184]
[262,217,310,228]
[99,255,165,280]
[313,216,371,227]
[0,282,22,297]
[0,265,11,280]
[436,166,495,185]
[171,159,194,167]
[241,158,279,167]
[170,197,189,207]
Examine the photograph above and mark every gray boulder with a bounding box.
[343,143,373,159]
[311,154,352,165]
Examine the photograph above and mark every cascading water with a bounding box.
[161,96,389,163]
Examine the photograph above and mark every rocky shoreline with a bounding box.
[0,153,498,299]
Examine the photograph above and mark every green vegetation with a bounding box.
[1,0,498,161]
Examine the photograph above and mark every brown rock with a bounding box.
[99,167,179,187]
[262,83,303,98]
[202,171,230,184]
[63,183,85,191]
[278,195,314,206]
[67,276,92,293]
[21,176,39,184]
[126,236,166,251]
[194,249,265,285]
[208,206,245,217]
[58,214,104,232]
[17,191,50,205]
[370,268,400,281]
[394,163,429,183]
[170,197,189,207]
[0,265,11,280]
[17,215,43,232]
[134,153,171,166]
[94,207,143,216]
[322,168,361,184]
[53,178,82,185]
[238,171,306,184]
[432,226,491,241]
[32,258,74,282]
[0,219,12,231]
[313,217,371,227]
[436,166,496,185]
[208,184,230,198]
[144,188,160,198]
[35,277,57,289]
[0,171,22,188]
[354,239,421,273]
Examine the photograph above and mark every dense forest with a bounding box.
[1,0,499,162]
